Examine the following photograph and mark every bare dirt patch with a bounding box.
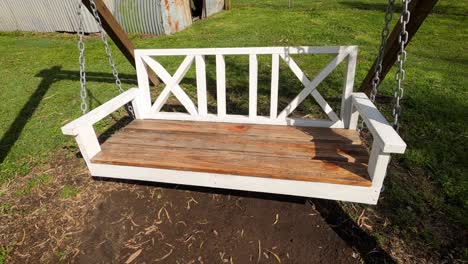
[3,149,456,263]
[1,151,364,263]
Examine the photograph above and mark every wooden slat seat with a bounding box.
[91,120,372,187]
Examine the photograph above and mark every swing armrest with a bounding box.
[62,88,140,136]
[351,93,406,154]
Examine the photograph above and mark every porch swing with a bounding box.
[62,0,408,204]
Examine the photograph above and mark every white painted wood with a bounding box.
[270,54,279,119]
[150,55,191,112]
[348,104,359,130]
[277,50,348,121]
[143,112,344,128]
[351,93,406,153]
[341,47,358,128]
[134,56,152,115]
[75,126,101,165]
[89,163,379,204]
[249,54,258,118]
[62,88,139,135]
[368,141,391,193]
[216,54,226,117]
[311,89,340,122]
[195,55,208,116]
[134,45,358,125]
[142,56,198,115]
[60,46,404,205]
[134,46,353,57]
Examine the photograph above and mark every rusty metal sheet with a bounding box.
[160,0,192,34]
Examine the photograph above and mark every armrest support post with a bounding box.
[62,88,141,163]
[348,104,359,130]
[75,126,101,164]
[368,141,391,190]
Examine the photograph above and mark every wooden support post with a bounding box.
[81,0,159,86]
[224,0,232,10]
[360,0,439,95]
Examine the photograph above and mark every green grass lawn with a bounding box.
[0,0,466,260]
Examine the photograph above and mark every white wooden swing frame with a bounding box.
[62,46,406,204]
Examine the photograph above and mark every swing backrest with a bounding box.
[133,46,358,129]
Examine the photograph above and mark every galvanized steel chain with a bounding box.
[77,1,87,114]
[77,0,134,117]
[359,0,395,132]
[370,0,395,102]
[393,0,411,132]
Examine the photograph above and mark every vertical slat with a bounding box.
[135,53,152,115]
[249,54,258,118]
[216,54,226,117]
[270,54,279,119]
[196,55,208,116]
[341,47,358,128]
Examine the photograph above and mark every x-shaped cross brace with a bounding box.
[142,55,198,115]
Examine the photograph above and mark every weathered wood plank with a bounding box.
[107,128,369,163]
[125,120,362,144]
[92,143,371,186]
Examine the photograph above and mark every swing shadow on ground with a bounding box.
[3,65,395,263]
[0,66,138,164]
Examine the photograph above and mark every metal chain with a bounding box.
[358,0,395,132]
[393,0,411,132]
[77,0,134,118]
[77,2,88,114]
[88,0,135,118]
[370,0,395,102]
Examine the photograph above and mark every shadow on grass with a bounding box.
[0,66,138,164]
[339,1,403,13]
[0,66,58,163]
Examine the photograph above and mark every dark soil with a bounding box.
[0,151,396,263]
[76,185,357,263]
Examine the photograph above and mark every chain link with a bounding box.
[359,0,395,132]
[370,0,395,102]
[77,2,87,114]
[393,0,411,132]
[77,0,134,118]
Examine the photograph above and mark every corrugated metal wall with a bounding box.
[113,0,165,35]
[0,0,100,32]
[205,0,224,17]
[0,0,223,35]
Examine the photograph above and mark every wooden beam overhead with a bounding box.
[81,0,160,86]
[360,0,439,95]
